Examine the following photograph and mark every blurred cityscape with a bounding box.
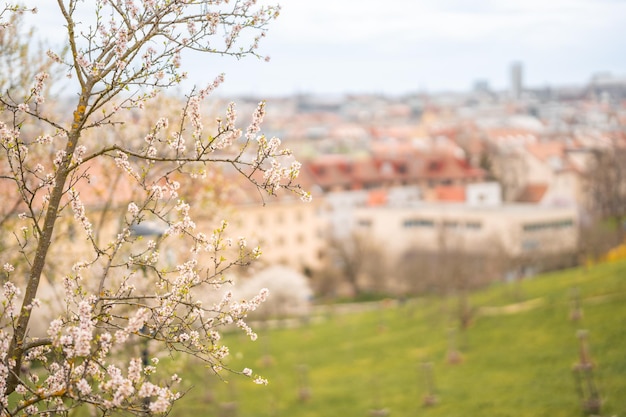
[216,64,626,299]
[3,5,626,416]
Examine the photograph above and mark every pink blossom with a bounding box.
[53,150,66,167]
[128,202,139,216]
[127,358,142,383]
[68,189,93,237]
[76,378,91,395]
[46,50,63,63]
[115,29,128,58]
[126,308,150,334]
[36,133,53,144]
[31,72,49,104]
[253,377,268,385]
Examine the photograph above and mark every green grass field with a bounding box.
[170,260,626,417]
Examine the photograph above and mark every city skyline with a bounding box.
[25,0,626,97]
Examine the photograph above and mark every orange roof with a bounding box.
[485,128,537,142]
[367,189,387,206]
[526,141,564,162]
[434,185,466,202]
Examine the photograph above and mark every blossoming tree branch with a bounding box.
[0,1,308,415]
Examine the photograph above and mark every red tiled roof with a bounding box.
[422,156,484,180]
[526,141,564,162]
[302,154,485,191]
[485,128,537,142]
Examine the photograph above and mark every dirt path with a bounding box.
[477,298,546,317]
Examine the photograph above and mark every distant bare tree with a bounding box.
[585,146,626,241]
[319,232,388,297]
[577,216,622,264]
[397,249,441,295]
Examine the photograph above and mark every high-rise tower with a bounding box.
[510,61,523,100]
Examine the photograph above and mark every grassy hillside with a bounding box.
[170,260,626,417]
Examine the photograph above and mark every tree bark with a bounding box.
[6,89,90,394]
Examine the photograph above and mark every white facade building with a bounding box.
[322,185,422,239]
[354,202,578,259]
[466,182,502,206]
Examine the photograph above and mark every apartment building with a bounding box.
[353,202,578,260]
[229,196,326,274]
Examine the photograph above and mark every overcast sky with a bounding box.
[25,0,626,96]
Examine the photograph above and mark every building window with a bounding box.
[357,219,372,227]
[465,221,482,230]
[403,218,435,228]
[523,218,574,232]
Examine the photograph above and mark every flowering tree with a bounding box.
[0,1,308,415]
